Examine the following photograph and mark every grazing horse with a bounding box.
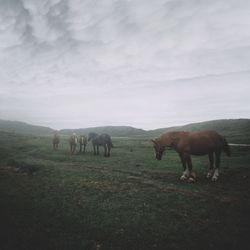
[79,135,87,153]
[88,132,113,157]
[152,130,231,182]
[52,133,60,150]
[69,133,78,154]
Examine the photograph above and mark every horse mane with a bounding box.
[158,131,187,147]
[88,132,98,142]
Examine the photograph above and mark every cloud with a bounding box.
[0,0,250,129]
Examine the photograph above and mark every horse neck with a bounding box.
[70,135,77,144]
[160,133,176,147]
[89,133,97,140]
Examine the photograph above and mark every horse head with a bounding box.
[151,139,165,160]
[88,132,98,142]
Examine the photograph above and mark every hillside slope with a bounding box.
[0,120,55,136]
[149,119,250,144]
[59,126,146,137]
[0,119,249,143]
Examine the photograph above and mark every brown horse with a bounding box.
[69,133,78,154]
[152,130,231,182]
[79,135,87,153]
[52,133,60,150]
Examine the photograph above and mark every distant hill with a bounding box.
[59,126,146,137]
[0,119,55,136]
[0,119,249,143]
[149,119,250,144]
[0,120,147,137]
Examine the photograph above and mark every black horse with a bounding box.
[88,132,113,157]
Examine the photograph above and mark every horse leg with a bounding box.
[207,152,214,179]
[104,144,107,157]
[186,156,195,182]
[107,144,111,157]
[83,144,86,153]
[180,154,193,181]
[97,145,99,155]
[212,151,221,181]
[179,154,187,180]
[180,154,188,180]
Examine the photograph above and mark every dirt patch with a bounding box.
[1,159,39,175]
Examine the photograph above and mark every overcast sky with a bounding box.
[0,0,250,130]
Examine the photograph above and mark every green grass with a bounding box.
[0,131,250,250]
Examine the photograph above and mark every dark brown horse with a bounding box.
[79,135,87,153]
[88,132,113,157]
[69,133,78,154]
[152,130,231,182]
[52,133,60,150]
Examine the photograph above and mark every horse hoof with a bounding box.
[206,173,212,179]
[180,175,188,181]
[212,176,218,182]
[188,177,196,183]
[190,171,197,179]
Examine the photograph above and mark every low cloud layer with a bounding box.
[1,0,250,129]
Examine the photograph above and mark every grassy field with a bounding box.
[0,131,250,250]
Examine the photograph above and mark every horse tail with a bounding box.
[223,138,231,156]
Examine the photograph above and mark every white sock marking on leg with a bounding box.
[180,169,190,180]
[212,168,219,181]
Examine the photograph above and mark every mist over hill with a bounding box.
[59,126,146,137]
[0,119,249,143]
[148,119,250,144]
[0,119,55,136]
[1,0,250,128]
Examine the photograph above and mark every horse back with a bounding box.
[99,134,113,146]
[186,131,225,155]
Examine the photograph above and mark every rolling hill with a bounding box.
[59,126,146,137]
[0,119,55,136]
[0,120,146,137]
[148,119,250,144]
[0,119,249,143]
